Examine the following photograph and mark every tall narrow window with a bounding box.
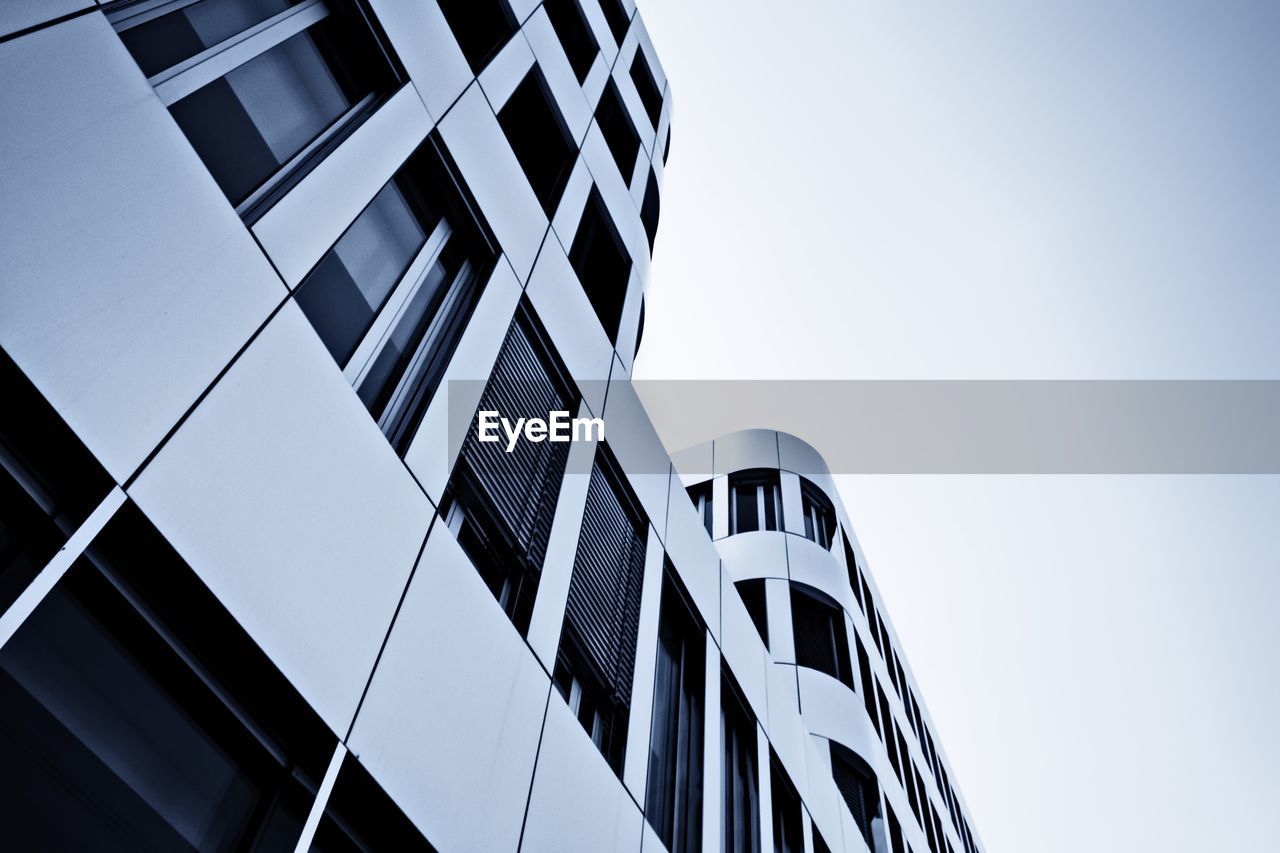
[735,579,769,649]
[686,481,712,536]
[544,0,598,83]
[0,502,334,851]
[437,0,516,73]
[599,0,630,46]
[721,669,760,853]
[569,188,632,344]
[110,0,403,218]
[443,306,576,634]
[769,752,803,853]
[855,633,881,738]
[0,350,113,615]
[843,531,865,613]
[594,80,640,180]
[555,448,647,774]
[498,68,577,216]
[831,743,882,850]
[799,477,835,549]
[645,566,706,853]
[790,583,853,688]
[728,469,782,535]
[641,168,661,252]
[629,50,663,127]
[295,135,496,456]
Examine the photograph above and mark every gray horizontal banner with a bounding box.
[447,380,1280,475]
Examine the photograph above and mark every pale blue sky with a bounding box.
[634,1,1280,850]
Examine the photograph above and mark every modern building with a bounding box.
[0,0,983,851]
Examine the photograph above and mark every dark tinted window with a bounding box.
[769,752,802,853]
[437,0,516,72]
[686,481,712,536]
[569,188,632,344]
[117,0,298,78]
[799,477,835,549]
[728,469,782,535]
[629,50,663,126]
[721,669,759,853]
[645,567,705,853]
[0,502,334,852]
[641,168,660,252]
[296,134,496,455]
[556,447,647,774]
[154,0,401,212]
[444,306,576,635]
[544,0,598,82]
[790,583,853,688]
[0,350,113,614]
[599,0,630,45]
[594,81,640,180]
[831,742,880,849]
[498,69,577,215]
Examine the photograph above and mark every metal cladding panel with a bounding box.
[0,13,285,482]
[348,526,551,853]
[521,697,644,853]
[129,303,431,734]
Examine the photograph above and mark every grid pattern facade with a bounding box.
[0,1,982,851]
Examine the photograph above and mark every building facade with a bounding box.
[0,1,983,851]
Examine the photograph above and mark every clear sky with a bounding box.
[632,1,1280,850]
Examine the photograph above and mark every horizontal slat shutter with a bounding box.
[459,318,571,568]
[565,459,646,706]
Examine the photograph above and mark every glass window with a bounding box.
[799,477,835,549]
[790,583,853,688]
[641,167,660,252]
[831,742,882,851]
[295,135,496,456]
[444,307,577,635]
[498,68,577,216]
[0,350,113,615]
[118,0,300,77]
[629,50,662,127]
[0,502,334,852]
[594,80,639,180]
[645,567,705,853]
[686,481,712,536]
[556,448,647,775]
[769,752,802,853]
[113,0,402,215]
[568,188,632,344]
[728,469,782,535]
[721,670,759,853]
[436,0,516,73]
[599,0,629,46]
[543,0,598,83]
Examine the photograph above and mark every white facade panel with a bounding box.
[347,526,552,853]
[521,698,644,853]
[129,303,431,733]
[0,13,285,482]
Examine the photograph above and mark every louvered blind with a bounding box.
[791,590,838,676]
[831,747,875,846]
[564,458,646,706]
[458,317,571,569]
